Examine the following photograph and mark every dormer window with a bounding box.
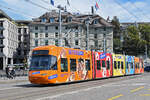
[41,18,46,22]
[68,17,72,22]
[93,19,99,24]
[50,18,55,23]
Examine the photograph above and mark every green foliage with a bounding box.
[123,24,150,56]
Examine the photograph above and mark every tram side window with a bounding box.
[127,62,129,69]
[106,61,110,70]
[61,58,68,72]
[97,60,101,70]
[135,63,137,68]
[131,63,133,69]
[70,59,76,71]
[102,60,105,68]
[114,61,117,69]
[118,61,120,69]
[50,55,57,70]
[121,61,124,69]
[85,59,91,71]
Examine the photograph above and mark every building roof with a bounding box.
[30,10,113,27]
[0,9,12,21]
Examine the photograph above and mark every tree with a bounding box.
[123,25,145,56]
[138,24,150,57]
[111,16,122,53]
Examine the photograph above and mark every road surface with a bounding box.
[0,73,150,100]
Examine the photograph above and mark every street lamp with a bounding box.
[85,18,90,50]
[57,5,64,47]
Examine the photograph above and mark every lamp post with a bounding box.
[57,5,64,47]
[85,18,90,50]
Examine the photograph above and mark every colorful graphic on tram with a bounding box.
[112,54,125,76]
[28,45,144,84]
[125,56,134,75]
[92,52,113,79]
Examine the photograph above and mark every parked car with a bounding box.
[144,66,150,72]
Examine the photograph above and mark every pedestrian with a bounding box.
[5,67,9,78]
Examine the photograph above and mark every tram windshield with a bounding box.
[29,55,57,70]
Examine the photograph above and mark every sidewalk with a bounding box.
[0,76,28,84]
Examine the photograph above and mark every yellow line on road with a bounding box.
[108,94,123,100]
[130,86,144,93]
[139,94,150,96]
[148,89,150,91]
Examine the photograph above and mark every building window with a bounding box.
[94,34,97,39]
[18,28,21,33]
[0,30,3,35]
[95,41,98,47]
[24,50,27,55]
[18,36,21,41]
[35,40,38,46]
[18,50,21,55]
[0,48,3,52]
[45,26,48,30]
[41,18,46,22]
[75,40,78,45]
[93,19,98,24]
[75,32,78,37]
[104,27,106,31]
[55,40,58,46]
[45,33,48,37]
[0,40,3,44]
[24,28,27,33]
[35,33,38,38]
[55,32,58,38]
[68,17,72,22]
[0,21,3,26]
[45,40,48,45]
[55,26,58,30]
[35,26,38,30]
[50,18,55,23]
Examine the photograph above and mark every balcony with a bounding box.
[0,44,5,48]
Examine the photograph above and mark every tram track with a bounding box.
[0,74,144,100]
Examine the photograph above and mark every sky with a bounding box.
[0,0,150,22]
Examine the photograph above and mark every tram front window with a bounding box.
[30,55,57,70]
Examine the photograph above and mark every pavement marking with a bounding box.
[37,82,116,100]
[130,86,144,93]
[108,94,123,100]
[139,94,150,96]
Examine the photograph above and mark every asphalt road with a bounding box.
[0,73,150,100]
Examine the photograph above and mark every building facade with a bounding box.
[15,20,30,64]
[29,10,113,53]
[0,10,18,70]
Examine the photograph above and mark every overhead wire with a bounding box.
[126,0,150,21]
[113,0,143,22]
[41,0,82,14]
[0,4,36,19]
[24,0,51,11]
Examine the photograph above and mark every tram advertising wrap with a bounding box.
[29,45,144,84]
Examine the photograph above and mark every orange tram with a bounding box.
[29,45,144,84]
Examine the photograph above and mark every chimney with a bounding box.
[91,6,94,15]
